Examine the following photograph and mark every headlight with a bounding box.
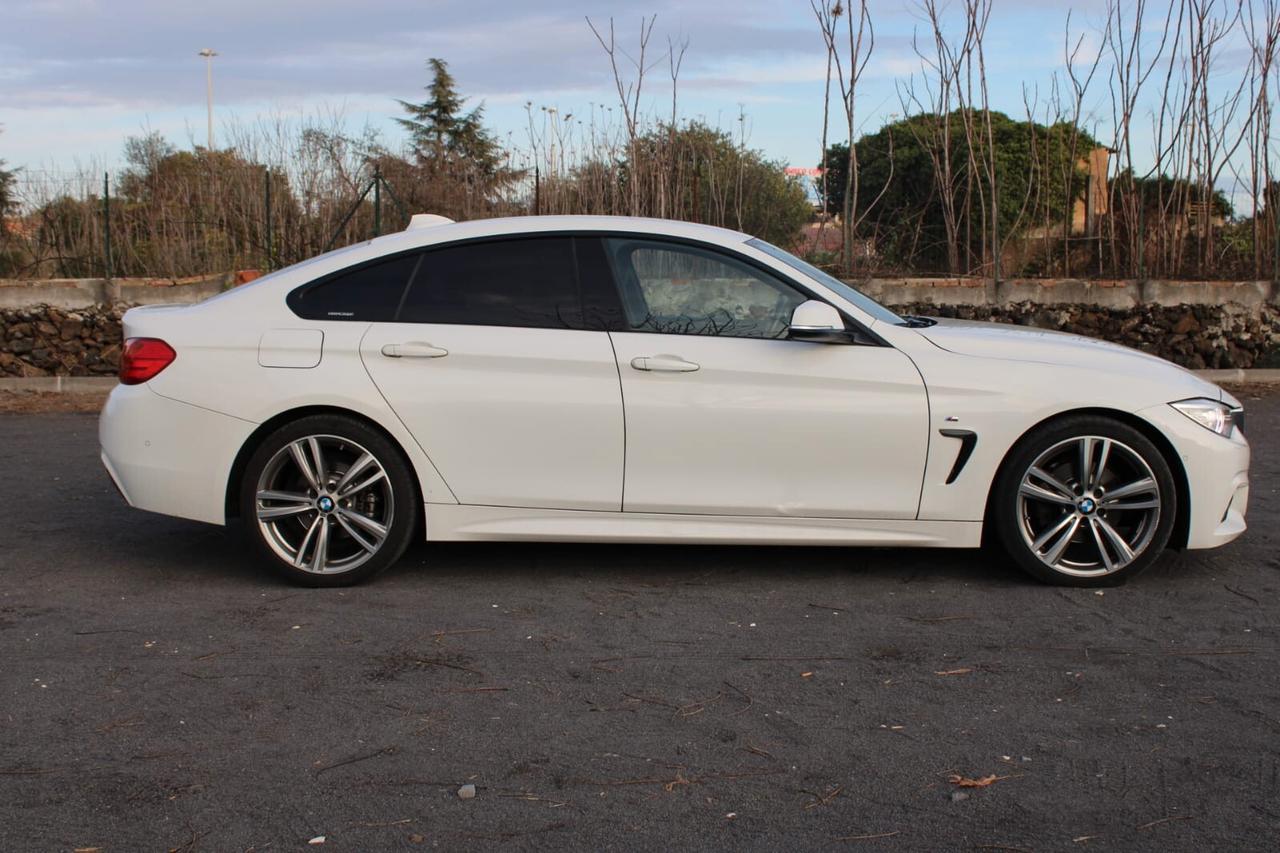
[1170,398,1239,437]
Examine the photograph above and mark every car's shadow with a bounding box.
[78,509,1020,587]
[391,537,1029,587]
[88,510,1236,593]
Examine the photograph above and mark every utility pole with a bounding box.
[198,48,218,150]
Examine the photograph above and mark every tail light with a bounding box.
[119,338,177,385]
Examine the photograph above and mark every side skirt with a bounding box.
[424,504,982,548]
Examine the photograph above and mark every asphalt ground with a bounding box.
[1,391,1277,852]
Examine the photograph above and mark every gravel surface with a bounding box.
[0,397,1277,851]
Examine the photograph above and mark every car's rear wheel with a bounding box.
[239,415,417,586]
[992,415,1177,586]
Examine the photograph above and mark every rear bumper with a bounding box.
[99,383,255,525]
[1137,403,1250,550]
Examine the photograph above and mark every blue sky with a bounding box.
[0,0,1265,203]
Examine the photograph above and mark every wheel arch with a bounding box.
[224,405,423,522]
[982,407,1192,549]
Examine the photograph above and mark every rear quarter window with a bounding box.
[287,252,422,321]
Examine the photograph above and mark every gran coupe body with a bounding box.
[99,215,1249,586]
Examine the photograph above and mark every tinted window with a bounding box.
[399,237,582,328]
[604,238,807,339]
[288,252,421,321]
[573,237,627,331]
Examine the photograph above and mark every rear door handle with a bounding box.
[381,342,449,359]
[630,354,699,373]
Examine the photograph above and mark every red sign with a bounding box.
[785,167,824,177]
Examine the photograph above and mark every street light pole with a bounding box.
[198,48,218,150]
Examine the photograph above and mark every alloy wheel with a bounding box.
[254,434,395,575]
[1016,435,1162,577]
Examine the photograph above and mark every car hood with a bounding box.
[919,318,1168,367]
[914,317,1224,399]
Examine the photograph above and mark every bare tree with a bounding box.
[902,0,976,273]
[587,15,660,215]
[1060,13,1103,276]
[814,0,875,273]
[968,0,1000,278]
[1191,1,1253,273]
[812,0,839,254]
[1104,0,1176,278]
[663,34,690,219]
[1243,0,1280,278]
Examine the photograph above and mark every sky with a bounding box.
[0,0,1266,203]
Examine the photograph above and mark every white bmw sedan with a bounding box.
[99,215,1249,587]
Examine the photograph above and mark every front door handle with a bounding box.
[630,354,699,373]
[381,342,449,359]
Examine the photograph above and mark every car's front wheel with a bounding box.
[992,415,1177,586]
[239,415,417,586]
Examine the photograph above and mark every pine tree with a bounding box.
[0,128,20,275]
[396,58,501,178]
[0,161,13,219]
[0,128,15,220]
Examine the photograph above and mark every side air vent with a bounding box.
[939,429,978,484]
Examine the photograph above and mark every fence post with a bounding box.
[323,179,375,252]
[692,158,700,222]
[1273,190,1279,284]
[373,167,382,237]
[1136,194,1145,281]
[264,166,273,271]
[102,171,113,279]
[991,171,1001,284]
[534,165,540,215]
[378,174,411,227]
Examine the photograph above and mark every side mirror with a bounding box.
[788,300,853,343]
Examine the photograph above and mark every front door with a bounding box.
[600,237,929,518]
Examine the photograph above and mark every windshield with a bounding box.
[746,238,903,325]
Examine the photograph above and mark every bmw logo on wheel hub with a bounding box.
[317,495,335,514]
[1078,497,1096,515]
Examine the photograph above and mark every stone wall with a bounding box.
[0,273,237,312]
[0,274,234,378]
[1,304,125,377]
[1,275,1278,376]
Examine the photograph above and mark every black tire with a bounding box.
[239,414,417,586]
[991,415,1177,587]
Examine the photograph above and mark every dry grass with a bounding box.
[0,390,108,414]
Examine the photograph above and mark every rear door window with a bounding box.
[399,237,583,329]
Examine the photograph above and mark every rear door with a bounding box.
[596,236,929,519]
[359,236,624,511]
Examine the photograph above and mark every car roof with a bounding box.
[208,215,758,307]
[374,214,753,251]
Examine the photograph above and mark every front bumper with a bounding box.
[1137,402,1249,550]
[99,383,256,526]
